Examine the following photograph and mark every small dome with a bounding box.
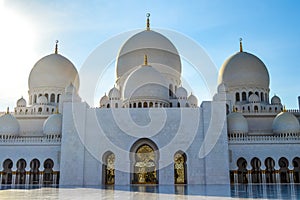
[0,113,20,135]
[108,87,120,99]
[218,51,269,89]
[271,95,281,105]
[123,65,168,101]
[100,94,109,107]
[28,53,79,92]
[272,112,300,134]
[248,94,260,103]
[227,112,248,134]
[176,87,187,98]
[43,113,62,135]
[17,97,26,107]
[37,95,48,104]
[188,93,198,107]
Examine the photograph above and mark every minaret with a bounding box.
[55,40,59,54]
[239,38,243,52]
[146,13,150,31]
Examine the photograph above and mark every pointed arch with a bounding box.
[130,138,159,184]
[102,151,115,185]
[265,157,276,183]
[250,157,262,183]
[174,151,187,184]
[29,158,40,184]
[279,157,289,183]
[1,159,13,184]
[16,159,27,184]
[237,157,248,184]
[43,158,54,185]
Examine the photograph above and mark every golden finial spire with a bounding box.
[146,13,150,31]
[239,38,243,52]
[55,40,59,54]
[143,54,148,66]
[6,107,9,114]
[283,105,286,112]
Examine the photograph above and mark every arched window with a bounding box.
[143,102,148,108]
[174,151,187,184]
[16,159,26,184]
[237,157,248,184]
[38,107,42,113]
[1,159,13,184]
[226,104,229,115]
[45,93,49,102]
[242,92,247,101]
[251,157,262,183]
[254,105,258,112]
[293,157,300,183]
[34,94,37,104]
[57,94,61,103]
[255,91,259,96]
[177,102,180,108]
[43,159,54,185]
[138,102,142,108]
[50,93,55,103]
[29,159,40,184]
[115,103,118,108]
[235,92,240,102]
[265,157,276,183]
[169,84,173,97]
[133,103,136,108]
[149,102,153,108]
[260,92,264,101]
[107,104,110,108]
[102,152,115,185]
[279,157,289,183]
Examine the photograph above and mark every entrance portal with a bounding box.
[130,139,159,184]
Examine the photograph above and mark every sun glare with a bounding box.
[0,1,37,110]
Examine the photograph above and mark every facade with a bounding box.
[0,17,299,187]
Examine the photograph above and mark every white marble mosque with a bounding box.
[0,15,299,187]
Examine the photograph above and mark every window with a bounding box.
[50,94,55,103]
[236,92,240,102]
[242,92,246,101]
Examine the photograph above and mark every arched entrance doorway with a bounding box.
[130,139,159,184]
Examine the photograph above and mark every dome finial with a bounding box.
[239,38,243,52]
[146,13,150,31]
[6,107,9,114]
[143,54,148,66]
[283,105,286,112]
[55,40,59,54]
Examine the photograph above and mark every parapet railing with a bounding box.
[0,135,61,145]
[228,133,300,144]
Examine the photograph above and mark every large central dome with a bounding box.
[218,51,270,89]
[116,30,181,79]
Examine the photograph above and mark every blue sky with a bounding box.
[0,0,300,110]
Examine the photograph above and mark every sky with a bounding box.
[0,0,300,110]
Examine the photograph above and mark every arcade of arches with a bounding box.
[231,157,300,184]
[102,141,188,185]
[1,158,58,185]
